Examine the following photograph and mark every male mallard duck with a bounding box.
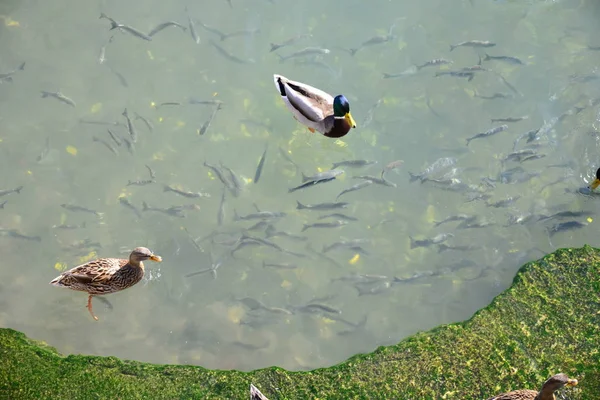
[273,74,356,138]
[588,167,600,190]
[486,373,578,400]
[250,384,269,400]
[50,247,162,320]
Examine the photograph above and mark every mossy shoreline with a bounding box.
[1,246,599,399]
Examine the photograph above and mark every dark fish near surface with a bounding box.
[336,180,373,200]
[538,211,591,222]
[0,201,6,209]
[41,91,76,107]
[547,220,587,237]
[190,98,224,106]
[217,189,226,226]
[296,201,348,211]
[450,40,495,51]
[147,21,187,37]
[254,144,268,184]
[127,178,153,186]
[290,170,343,193]
[270,33,312,52]
[409,233,453,249]
[198,103,223,135]
[0,186,23,197]
[483,53,524,65]
[122,137,135,155]
[302,220,348,232]
[107,129,122,146]
[61,203,103,217]
[278,146,301,173]
[220,162,244,197]
[0,228,41,242]
[474,91,513,100]
[491,116,528,123]
[332,159,377,169]
[381,160,404,179]
[435,71,475,80]
[466,125,509,146]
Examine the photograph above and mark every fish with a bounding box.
[352,175,396,187]
[198,103,223,135]
[317,213,358,222]
[135,113,154,132]
[336,180,373,200]
[502,149,537,163]
[491,116,529,123]
[483,53,524,65]
[474,91,513,100]
[295,303,341,315]
[449,40,495,51]
[60,204,103,217]
[409,233,454,249]
[435,71,475,80]
[210,40,255,64]
[0,62,25,80]
[147,21,187,37]
[466,125,509,146]
[486,196,521,208]
[40,91,76,107]
[122,108,138,143]
[409,157,457,183]
[0,186,23,197]
[0,201,6,209]
[219,162,244,197]
[233,210,286,221]
[107,64,128,87]
[0,228,41,242]
[204,161,235,192]
[265,226,308,241]
[349,34,395,56]
[92,136,119,155]
[142,202,199,218]
[537,211,591,222]
[98,37,113,64]
[119,197,142,219]
[262,261,297,270]
[126,179,154,186]
[382,67,419,79]
[122,137,135,155]
[164,185,210,198]
[416,58,453,70]
[547,221,587,237]
[107,129,122,146]
[270,33,312,52]
[296,201,348,211]
[221,28,260,41]
[36,137,51,163]
[108,19,152,41]
[302,220,348,232]
[433,214,474,227]
[189,98,225,106]
[332,159,377,169]
[289,170,343,193]
[381,160,404,179]
[254,144,268,184]
[496,73,523,97]
[197,19,228,40]
[145,164,156,180]
[323,239,370,254]
[277,47,330,62]
[217,189,226,226]
[184,7,200,44]
[52,222,87,230]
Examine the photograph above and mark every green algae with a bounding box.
[1,246,599,399]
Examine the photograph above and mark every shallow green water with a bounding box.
[0,0,599,371]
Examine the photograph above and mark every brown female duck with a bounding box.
[50,247,162,320]
[487,373,578,400]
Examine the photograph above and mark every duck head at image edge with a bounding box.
[274,74,356,138]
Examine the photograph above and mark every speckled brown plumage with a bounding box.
[50,247,162,320]
[487,373,578,400]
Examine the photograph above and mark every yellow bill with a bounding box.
[590,178,600,190]
[150,254,162,262]
[345,112,357,128]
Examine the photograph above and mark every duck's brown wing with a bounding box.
[486,389,537,400]
[65,258,127,285]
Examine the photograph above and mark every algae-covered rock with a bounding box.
[1,246,599,399]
